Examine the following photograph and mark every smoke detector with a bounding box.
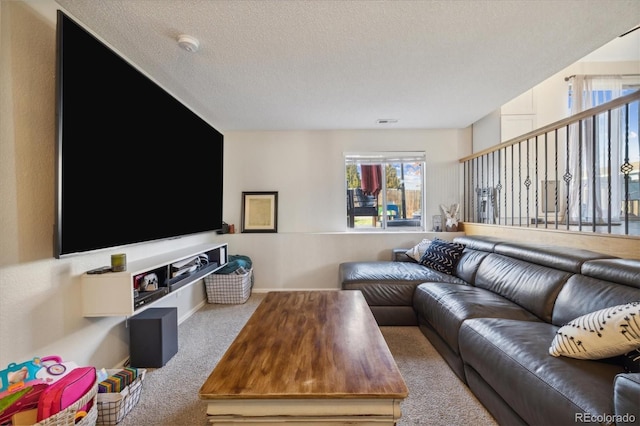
[177,35,200,53]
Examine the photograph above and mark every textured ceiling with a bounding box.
[50,0,639,132]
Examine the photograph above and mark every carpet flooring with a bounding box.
[117,293,497,426]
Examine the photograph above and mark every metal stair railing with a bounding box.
[459,90,640,235]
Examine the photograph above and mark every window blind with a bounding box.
[344,151,426,164]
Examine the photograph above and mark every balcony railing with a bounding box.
[460,90,640,236]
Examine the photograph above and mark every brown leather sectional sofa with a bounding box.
[339,235,640,425]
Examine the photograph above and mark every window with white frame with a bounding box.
[345,152,426,230]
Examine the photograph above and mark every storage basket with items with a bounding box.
[204,255,253,304]
[0,356,98,426]
[35,381,98,426]
[95,368,145,425]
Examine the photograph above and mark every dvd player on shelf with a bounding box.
[134,287,169,310]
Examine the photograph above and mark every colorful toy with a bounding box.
[0,355,78,398]
[0,358,44,394]
[35,356,78,385]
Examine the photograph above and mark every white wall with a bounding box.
[471,109,501,153]
[472,60,640,152]
[0,2,470,369]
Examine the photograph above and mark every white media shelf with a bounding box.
[81,243,227,317]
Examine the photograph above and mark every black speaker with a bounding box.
[129,307,178,368]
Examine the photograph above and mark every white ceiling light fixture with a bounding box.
[177,34,200,52]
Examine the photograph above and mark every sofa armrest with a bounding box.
[393,248,414,262]
[613,373,640,425]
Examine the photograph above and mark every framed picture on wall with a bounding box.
[241,191,278,233]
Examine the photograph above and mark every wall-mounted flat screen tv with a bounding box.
[55,11,223,258]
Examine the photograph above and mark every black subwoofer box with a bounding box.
[129,307,178,367]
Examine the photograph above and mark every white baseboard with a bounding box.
[179,299,206,324]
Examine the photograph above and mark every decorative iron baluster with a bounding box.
[500,147,506,226]
[518,142,523,226]
[536,133,549,228]
[511,144,515,226]
[480,154,485,213]
[464,161,469,222]
[563,124,572,230]
[553,129,560,229]
[477,156,482,223]
[534,136,539,226]
[470,160,474,223]
[496,150,502,225]
[489,152,494,223]
[591,114,597,232]
[471,157,476,222]
[607,109,612,234]
[470,159,474,223]
[578,119,583,231]
[621,103,633,235]
[524,139,531,226]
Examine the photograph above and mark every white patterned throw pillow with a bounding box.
[549,302,640,360]
[405,239,432,262]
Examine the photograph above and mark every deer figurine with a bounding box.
[440,203,460,232]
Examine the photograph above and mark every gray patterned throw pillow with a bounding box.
[419,239,465,275]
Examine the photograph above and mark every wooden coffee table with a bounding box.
[199,291,408,425]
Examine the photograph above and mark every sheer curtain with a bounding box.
[568,75,623,223]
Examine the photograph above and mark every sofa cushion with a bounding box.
[494,242,615,273]
[614,373,640,424]
[413,283,541,355]
[474,253,571,322]
[551,273,640,326]
[459,318,625,426]
[453,235,502,252]
[454,247,491,285]
[339,261,466,307]
[581,259,640,289]
[549,302,640,360]
[345,281,418,307]
[419,239,465,275]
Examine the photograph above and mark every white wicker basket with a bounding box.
[95,369,146,425]
[204,268,253,304]
[35,381,98,426]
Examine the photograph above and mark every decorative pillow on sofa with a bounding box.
[405,238,432,262]
[549,302,640,360]
[419,239,465,275]
[621,348,640,373]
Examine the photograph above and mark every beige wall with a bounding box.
[0,1,469,368]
